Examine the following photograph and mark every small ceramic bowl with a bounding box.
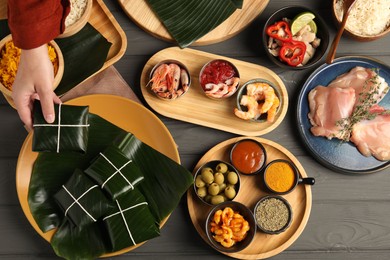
[332,0,390,41]
[230,138,267,175]
[205,201,256,252]
[193,160,241,206]
[199,59,240,100]
[254,195,293,234]
[262,6,330,69]
[263,159,315,195]
[0,34,64,108]
[148,59,191,101]
[235,78,282,123]
[58,0,93,38]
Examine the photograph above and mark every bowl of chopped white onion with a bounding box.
[332,0,390,41]
[58,0,93,38]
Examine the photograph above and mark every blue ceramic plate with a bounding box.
[296,56,390,174]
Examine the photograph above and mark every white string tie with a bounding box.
[63,184,98,222]
[33,103,90,153]
[99,153,137,189]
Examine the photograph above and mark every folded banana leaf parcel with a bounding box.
[28,108,193,259]
[146,0,243,48]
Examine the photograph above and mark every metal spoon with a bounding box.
[326,0,357,64]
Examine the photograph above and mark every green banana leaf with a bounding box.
[32,101,90,153]
[85,145,145,200]
[29,113,193,259]
[29,114,124,232]
[53,169,116,227]
[103,189,160,252]
[51,218,108,260]
[146,0,243,48]
[54,24,112,95]
[0,20,111,96]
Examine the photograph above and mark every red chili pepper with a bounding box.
[266,21,292,42]
[279,40,307,67]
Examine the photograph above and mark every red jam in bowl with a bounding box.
[200,60,237,89]
[231,140,266,175]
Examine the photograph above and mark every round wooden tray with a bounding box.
[140,47,288,136]
[187,136,312,259]
[118,0,270,46]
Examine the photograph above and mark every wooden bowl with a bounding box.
[332,0,390,41]
[58,0,93,38]
[0,34,64,108]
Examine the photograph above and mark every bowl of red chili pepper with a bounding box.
[199,59,240,99]
[262,6,329,69]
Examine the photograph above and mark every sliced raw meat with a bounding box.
[308,86,356,139]
[328,66,389,106]
[350,107,390,161]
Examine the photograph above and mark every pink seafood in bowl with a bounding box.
[148,60,191,100]
[199,59,240,99]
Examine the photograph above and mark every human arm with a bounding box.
[7,0,70,130]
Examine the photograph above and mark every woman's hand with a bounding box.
[12,44,61,131]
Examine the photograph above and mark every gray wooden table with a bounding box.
[1,0,389,259]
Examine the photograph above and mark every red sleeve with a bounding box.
[7,0,70,49]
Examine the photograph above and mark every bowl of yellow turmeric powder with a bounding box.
[0,34,64,108]
[263,159,315,195]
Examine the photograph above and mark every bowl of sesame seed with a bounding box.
[254,195,293,234]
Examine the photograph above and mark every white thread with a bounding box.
[116,200,135,245]
[99,153,135,189]
[32,103,90,153]
[63,184,98,222]
[57,103,62,153]
[103,202,148,220]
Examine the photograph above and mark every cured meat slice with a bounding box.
[308,86,356,139]
[350,107,390,161]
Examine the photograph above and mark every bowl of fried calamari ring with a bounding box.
[205,201,256,252]
[0,34,64,108]
[58,0,93,38]
[234,78,282,123]
[148,59,191,101]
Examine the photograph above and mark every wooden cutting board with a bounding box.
[118,0,270,45]
[140,47,288,136]
[187,136,312,259]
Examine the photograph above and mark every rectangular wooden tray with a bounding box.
[0,0,126,99]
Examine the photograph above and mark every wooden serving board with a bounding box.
[118,0,270,45]
[140,47,288,136]
[187,137,312,259]
[0,0,126,105]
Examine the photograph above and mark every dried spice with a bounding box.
[255,197,290,232]
[265,161,295,193]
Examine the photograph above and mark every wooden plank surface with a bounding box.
[0,0,390,259]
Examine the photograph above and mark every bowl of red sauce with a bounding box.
[199,59,240,99]
[230,139,267,175]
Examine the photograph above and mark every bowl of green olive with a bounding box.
[193,160,241,206]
